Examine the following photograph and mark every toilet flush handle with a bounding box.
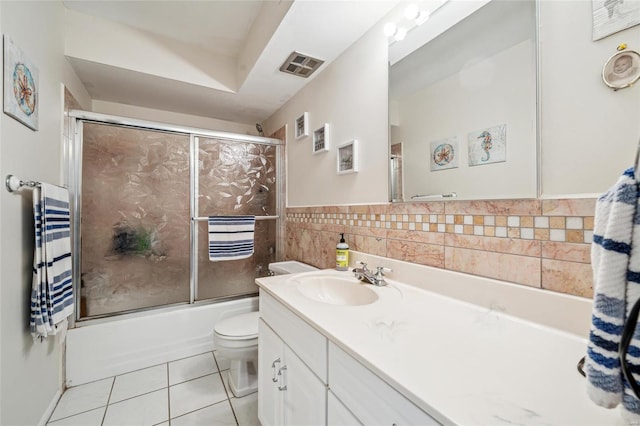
[271,358,281,382]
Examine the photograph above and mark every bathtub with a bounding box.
[65,297,258,387]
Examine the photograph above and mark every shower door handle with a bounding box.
[271,358,281,382]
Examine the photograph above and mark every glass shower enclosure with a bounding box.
[67,111,284,320]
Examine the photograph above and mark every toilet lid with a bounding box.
[214,311,259,338]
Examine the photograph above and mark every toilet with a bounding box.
[213,260,317,397]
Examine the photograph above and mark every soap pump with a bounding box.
[336,233,349,271]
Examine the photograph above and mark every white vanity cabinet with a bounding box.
[328,342,440,426]
[327,391,362,425]
[258,292,327,426]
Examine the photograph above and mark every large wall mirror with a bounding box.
[389,0,538,201]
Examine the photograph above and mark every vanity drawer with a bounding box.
[260,291,327,382]
[329,342,440,426]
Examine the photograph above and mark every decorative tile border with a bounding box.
[287,211,594,243]
[285,199,596,299]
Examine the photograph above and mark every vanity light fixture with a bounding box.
[416,9,430,25]
[394,27,408,41]
[384,0,446,44]
[406,4,431,25]
[404,3,420,20]
[384,4,426,42]
[383,22,397,37]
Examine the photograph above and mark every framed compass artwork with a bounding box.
[3,36,38,130]
[429,137,459,171]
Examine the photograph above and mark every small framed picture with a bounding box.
[294,112,309,139]
[468,124,507,166]
[602,49,640,91]
[337,140,358,174]
[3,36,39,130]
[312,123,329,154]
[429,137,459,171]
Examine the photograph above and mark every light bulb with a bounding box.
[404,3,420,20]
[383,22,397,37]
[394,27,408,41]
[416,10,430,25]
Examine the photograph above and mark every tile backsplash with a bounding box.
[285,198,595,299]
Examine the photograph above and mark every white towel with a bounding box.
[586,167,640,422]
[208,215,255,261]
[30,183,74,340]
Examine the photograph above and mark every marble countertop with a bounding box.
[256,269,623,425]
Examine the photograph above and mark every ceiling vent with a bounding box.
[279,52,324,78]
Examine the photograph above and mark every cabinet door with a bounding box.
[283,345,327,426]
[258,319,284,426]
[328,391,362,426]
[329,343,439,425]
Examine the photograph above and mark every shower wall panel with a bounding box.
[80,123,191,317]
[196,138,277,299]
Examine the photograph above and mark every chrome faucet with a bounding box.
[352,261,393,286]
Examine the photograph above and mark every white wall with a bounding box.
[0,2,90,425]
[263,21,389,206]
[270,0,640,205]
[540,0,640,197]
[65,8,236,93]
[397,39,537,200]
[92,100,258,135]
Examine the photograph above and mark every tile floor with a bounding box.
[46,351,259,426]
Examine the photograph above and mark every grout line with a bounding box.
[210,351,221,375]
[101,377,115,425]
[105,386,169,407]
[168,350,215,365]
[166,363,171,425]
[212,351,239,426]
[228,398,240,426]
[212,352,231,399]
[46,406,107,425]
[169,399,235,423]
[169,371,221,389]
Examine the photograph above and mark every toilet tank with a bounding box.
[268,261,318,275]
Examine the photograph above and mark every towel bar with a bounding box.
[5,174,41,192]
[192,215,278,221]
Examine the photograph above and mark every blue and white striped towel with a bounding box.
[208,215,255,261]
[30,183,74,341]
[586,167,640,422]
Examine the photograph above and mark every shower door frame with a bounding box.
[66,110,285,324]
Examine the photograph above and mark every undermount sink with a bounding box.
[295,275,379,306]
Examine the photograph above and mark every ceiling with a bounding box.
[63,1,398,125]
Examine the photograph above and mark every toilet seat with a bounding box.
[214,311,259,340]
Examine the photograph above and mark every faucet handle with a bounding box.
[357,261,369,271]
[374,266,392,282]
[376,266,393,275]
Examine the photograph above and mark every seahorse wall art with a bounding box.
[468,124,506,166]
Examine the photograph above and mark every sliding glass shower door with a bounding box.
[195,137,277,300]
[72,115,283,320]
[79,123,191,317]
